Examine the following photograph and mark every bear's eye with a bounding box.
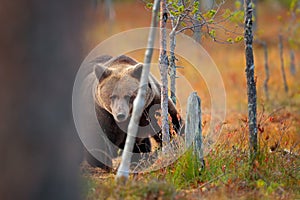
[110,95,117,100]
[124,95,131,102]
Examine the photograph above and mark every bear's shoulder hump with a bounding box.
[91,55,113,64]
[107,55,138,66]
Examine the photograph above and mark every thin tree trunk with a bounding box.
[252,0,257,32]
[105,0,115,21]
[169,30,177,105]
[169,1,183,105]
[279,34,289,93]
[201,0,214,10]
[240,0,257,32]
[159,0,170,152]
[244,0,258,161]
[193,0,201,43]
[262,41,270,100]
[290,49,296,76]
[240,0,243,8]
[169,13,181,105]
[116,0,160,181]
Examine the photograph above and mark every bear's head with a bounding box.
[94,61,144,123]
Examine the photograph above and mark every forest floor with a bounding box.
[81,1,300,199]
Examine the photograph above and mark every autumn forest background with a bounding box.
[0,0,299,199]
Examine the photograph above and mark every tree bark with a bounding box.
[193,0,201,43]
[159,0,171,152]
[169,1,184,105]
[244,0,258,161]
[105,0,115,21]
[116,0,160,181]
[169,30,177,105]
[262,41,270,100]
[289,49,296,76]
[201,0,214,10]
[240,0,257,31]
[279,34,289,93]
[185,92,204,168]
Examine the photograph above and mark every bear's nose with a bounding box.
[116,113,126,121]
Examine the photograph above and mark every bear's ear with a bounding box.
[130,63,143,79]
[94,64,112,82]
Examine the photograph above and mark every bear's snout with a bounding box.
[116,113,126,122]
[111,98,130,123]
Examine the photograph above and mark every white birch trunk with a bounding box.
[159,0,170,152]
[169,30,177,105]
[116,0,160,181]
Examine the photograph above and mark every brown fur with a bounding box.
[86,55,182,169]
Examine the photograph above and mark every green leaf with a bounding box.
[208,9,217,18]
[192,8,199,15]
[170,10,177,16]
[209,29,216,38]
[172,3,179,10]
[290,0,297,12]
[146,3,153,9]
[223,9,232,19]
[234,36,244,42]
[235,0,242,10]
[178,5,184,13]
[229,10,244,24]
[256,179,266,188]
[192,1,199,14]
[227,38,234,43]
[193,1,199,8]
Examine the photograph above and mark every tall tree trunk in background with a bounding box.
[193,0,202,43]
[262,41,270,100]
[201,0,214,10]
[244,0,258,162]
[252,0,257,32]
[116,0,160,181]
[289,49,296,76]
[93,0,115,21]
[105,0,115,21]
[159,0,170,152]
[0,0,86,199]
[279,34,289,93]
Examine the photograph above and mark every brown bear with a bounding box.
[85,55,182,170]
